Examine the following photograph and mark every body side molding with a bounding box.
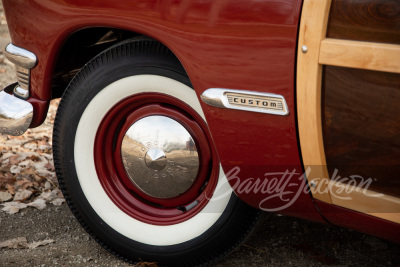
[201,88,289,116]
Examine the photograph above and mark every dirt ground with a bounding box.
[1,3,400,267]
[1,204,400,267]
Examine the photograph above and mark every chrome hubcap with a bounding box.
[121,115,199,198]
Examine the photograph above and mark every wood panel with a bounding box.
[297,0,332,203]
[322,66,400,198]
[298,0,400,224]
[327,0,400,45]
[319,39,400,74]
[328,180,400,224]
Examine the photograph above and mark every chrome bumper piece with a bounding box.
[0,83,33,136]
[4,43,37,100]
[4,43,37,68]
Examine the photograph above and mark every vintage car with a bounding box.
[1,0,399,265]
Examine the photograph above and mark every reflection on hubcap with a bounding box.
[145,148,166,171]
[121,116,199,198]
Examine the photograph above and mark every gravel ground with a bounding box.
[1,205,400,267]
[1,3,400,267]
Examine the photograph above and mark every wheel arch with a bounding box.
[50,27,189,100]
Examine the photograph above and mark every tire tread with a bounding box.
[53,36,261,266]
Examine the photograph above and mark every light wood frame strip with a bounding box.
[329,181,400,224]
[319,38,400,74]
[297,0,332,203]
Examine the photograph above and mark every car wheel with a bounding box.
[53,38,261,266]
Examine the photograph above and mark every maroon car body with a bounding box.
[1,0,399,265]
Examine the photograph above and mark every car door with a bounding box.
[297,0,400,231]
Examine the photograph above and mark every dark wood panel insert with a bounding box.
[327,0,400,45]
[322,66,400,198]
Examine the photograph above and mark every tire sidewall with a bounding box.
[54,43,260,265]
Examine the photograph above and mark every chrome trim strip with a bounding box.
[0,88,33,136]
[201,88,289,116]
[4,43,37,69]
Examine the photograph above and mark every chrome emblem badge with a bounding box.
[201,88,289,116]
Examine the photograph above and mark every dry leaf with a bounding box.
[27,198,46,210]
[15,178,34,189]
[0,191,12,202]
[0,163,11,173]
[1,152,14,160]
[1,202,28,214]
[7,135,24,140]
[32,173,46,182]
[5,183,15,195]
[9,165,20,174]
[39,189,60,201]
[23,143,37,150]
[39,191,53,201]
[21,180,34,190]
[13,189,33,201]
[51,198,65,206]
[0,237,54,250]
[0,173,14,187]
[44,161,55,171]
[28,155,41,162]
[0,237,28,249]
[44,181,51,190]
[0,99,61,213]
[18,159,32,168]
[9,155,20,165]
[28,239,54,249]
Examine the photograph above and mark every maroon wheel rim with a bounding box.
[94,93,219,225]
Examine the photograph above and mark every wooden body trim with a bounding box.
[297,0,400,224]
[319,39,400,74]
[297,0,332,203]
[329,181,400,224]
